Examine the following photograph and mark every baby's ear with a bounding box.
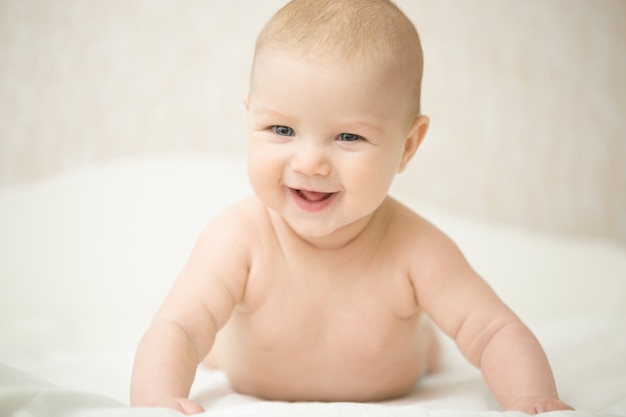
[243,93,250,110]
[398,115,429,173]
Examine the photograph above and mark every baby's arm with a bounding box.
[131,210,250,414]
[413,230,573,413]
[475,319,572,413]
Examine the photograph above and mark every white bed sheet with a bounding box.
[1,153,625,416]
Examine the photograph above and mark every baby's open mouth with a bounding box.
[296,189,334,202]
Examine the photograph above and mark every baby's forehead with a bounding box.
[249,49,393,104]
[250,45,418,107]
[252,41,412,87]
[248,49,418,127]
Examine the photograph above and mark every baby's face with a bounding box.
[246,50,418,245]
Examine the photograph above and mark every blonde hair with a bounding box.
[251,0,424,116]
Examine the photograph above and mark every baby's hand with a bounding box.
[506,397,574,414]
[158,398,205,415]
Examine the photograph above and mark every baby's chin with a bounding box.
[283,215,380,250]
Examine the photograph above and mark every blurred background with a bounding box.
[1,0,624,244]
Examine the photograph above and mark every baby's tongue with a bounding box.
[299,190,329,202]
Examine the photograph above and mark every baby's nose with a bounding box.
[290,143,331,176]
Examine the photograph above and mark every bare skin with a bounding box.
[131,197,571,414]
[204,197,439,402]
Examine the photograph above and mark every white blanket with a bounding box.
[1,153,625,416]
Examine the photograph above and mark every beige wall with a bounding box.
[1,0,624,244]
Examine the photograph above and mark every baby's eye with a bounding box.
[337,133,362,142]
[272,125,295,136]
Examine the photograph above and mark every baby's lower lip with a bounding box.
[290,188,337,212]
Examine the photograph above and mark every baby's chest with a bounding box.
[233,260,420,356]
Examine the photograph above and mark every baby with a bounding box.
[131,0,573,414]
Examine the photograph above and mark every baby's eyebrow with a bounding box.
[251,106,302,126]
[340,119,385,135]
[250,106,287,118]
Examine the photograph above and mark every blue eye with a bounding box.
[272,125,294,136]
[338,133,361,142]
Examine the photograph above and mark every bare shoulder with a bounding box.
[169,197,268,308]
[386,197,474,287]
[198,197,268,245]
[386,197,459,255]
[388,198,499,333]
[180,196,271,285]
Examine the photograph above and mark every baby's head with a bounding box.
[250,0,424,120]
[246,1,429,244]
